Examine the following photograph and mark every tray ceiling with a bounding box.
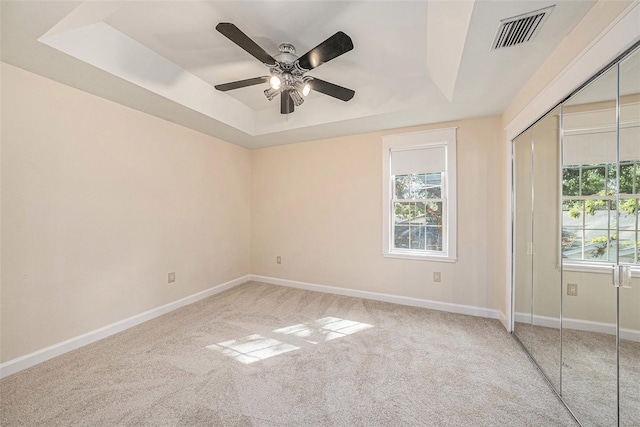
[1,1,596,148]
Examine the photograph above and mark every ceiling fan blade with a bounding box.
[215,76,269,91]
[309,78,355,102]
[297,31,353,70]
[216,23,277,66]
[281,90,294,114]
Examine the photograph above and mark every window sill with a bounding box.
[383,252,457,263]
[561,261,640,277]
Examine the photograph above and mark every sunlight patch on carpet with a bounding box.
[206,334,299,364]
[207,317,374,364]
[274,317,374,344]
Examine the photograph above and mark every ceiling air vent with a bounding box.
[491,5,554,50]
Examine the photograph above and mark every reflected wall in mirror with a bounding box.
[513,130,534,354]
[512,107,562,393]
[531,107,562,391]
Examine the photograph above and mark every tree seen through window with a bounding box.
[393,173,443,251]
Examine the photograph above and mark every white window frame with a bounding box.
[382,128,457,262]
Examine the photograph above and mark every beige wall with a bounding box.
[513,130,533,318]
[532,110,562,321]
[0,63,251,362]
[251,117,506,312]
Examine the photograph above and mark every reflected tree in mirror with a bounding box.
[562,161,640,263]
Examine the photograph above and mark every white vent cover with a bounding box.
[491,5,554,50]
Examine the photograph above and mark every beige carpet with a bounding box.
[1,281,577,426]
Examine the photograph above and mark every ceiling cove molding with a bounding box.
[426,0,475,101]
[40,2,124,39]
[38,21,258,135]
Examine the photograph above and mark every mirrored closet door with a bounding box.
[561,59,619,427]
[512,44,639,427]
[513,110,562,392]
[618,50,640,427]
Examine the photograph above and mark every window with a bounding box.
[382,128,457,261]
[562,160,640,265]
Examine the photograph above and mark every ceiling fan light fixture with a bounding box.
[295,79,311,96]
[269,75,282,90]
[264,87,279,101]
[290,90,304,107]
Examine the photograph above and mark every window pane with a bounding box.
[607,164,617,194]
[411,203,426,224]
[583,199,615,262]
[619,163,635,195]
[562,228,582,259]
[394,202,424,250]
[618,231,639,264]
[409,204,426,249]
[607,200,619,230]
[618,198,638,231]
[562,229,584,260]
[395,174,438,199]
[562,163,639,262]
[583,231,613,261]
[394,175,411,199]
[410,226,426,250]
[394,202,411,222]
[425,173,442,198]
[562,198,585,260]
[394,173,445,200]
[424,201,443,226]
[393,202,444,252]
[581,166,606,195]
[583,199,613,230]
[426,201,443,252]
[426,226,443,251]
[394,225,409,249]
[413,202,425,222]
[563,168,580,196]
[563,200,584,228]
[411,174,427,199]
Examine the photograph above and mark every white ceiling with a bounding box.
[1,1,596,149]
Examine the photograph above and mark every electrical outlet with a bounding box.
[433,272,441,282]
[168,272,176,284]
[567,283,578,296]
[277,256,282,264]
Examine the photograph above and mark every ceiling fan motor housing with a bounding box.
[276,43,297,62]
[268,47,312,103]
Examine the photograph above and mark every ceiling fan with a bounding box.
[214,23,355,114]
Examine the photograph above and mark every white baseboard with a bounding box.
[0,275,251,379]
[499,311,509,330]
[250,275,501,320]
[514,312,640,343]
